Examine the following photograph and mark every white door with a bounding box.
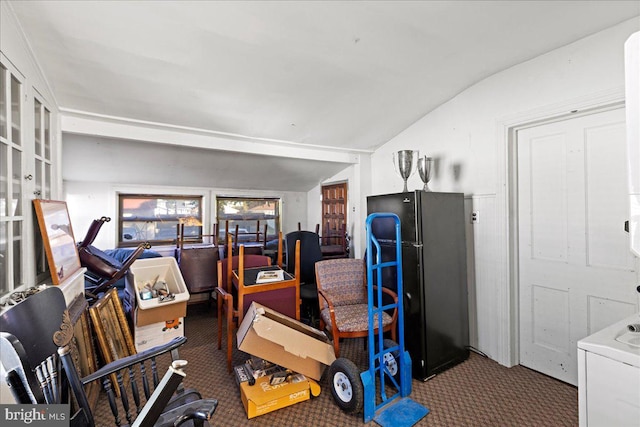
[517,108,639,385]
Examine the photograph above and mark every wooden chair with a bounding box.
[315,258,398,358]
[0,286,217,426]
[319,222,349,259]
[297,222,321,235]
[220,220,268,257]
[78,216,151,301]
[175,223,221,300]
[216,233,300,371]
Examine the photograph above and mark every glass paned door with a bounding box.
[0,65,6,138]
[0,60,24,294]
[33,95,52,200]
[33,94,53,279]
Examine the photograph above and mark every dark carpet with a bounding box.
[94,303,578,426]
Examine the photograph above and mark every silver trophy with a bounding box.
[392,150,418,193]
[417,156,433,192]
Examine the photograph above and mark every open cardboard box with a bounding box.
[236,302,337,381]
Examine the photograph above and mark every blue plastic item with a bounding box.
[363,213,429,426]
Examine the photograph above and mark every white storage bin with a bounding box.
[130,257,190,326]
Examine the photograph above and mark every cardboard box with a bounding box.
[129,257,189,326]
[133,315,185,352]
[238,372,321,419]
[236,302,336,381]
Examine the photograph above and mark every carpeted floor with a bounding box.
[94,303,578,426]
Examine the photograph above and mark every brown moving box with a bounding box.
[237,302,336,381]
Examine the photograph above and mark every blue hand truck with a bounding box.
[327,213,429,426]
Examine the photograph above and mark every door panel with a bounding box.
[529,133,567,262]
[585,122,634,270]
[517,108,638,385]
[321,182,347,241]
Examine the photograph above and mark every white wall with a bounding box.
[369,18,640,363]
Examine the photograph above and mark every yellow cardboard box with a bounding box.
[239,374,321,419]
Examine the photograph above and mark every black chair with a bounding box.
[285,230,323,326]
[0,287,217,426]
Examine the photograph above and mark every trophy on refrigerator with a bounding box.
[417,156,434,192]
[392,150,418,193]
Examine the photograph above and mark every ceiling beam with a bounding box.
[61,110,365,164]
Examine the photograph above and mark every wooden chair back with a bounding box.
[319,222,349,259]
[235,242,299,324]
[176,223,221,296]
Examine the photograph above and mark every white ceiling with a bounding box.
[7,0,640,190]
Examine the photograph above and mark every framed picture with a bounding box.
[73,308,100,409]
[66,294,100,410]
[33,199,81,285]
[89,288,136,397]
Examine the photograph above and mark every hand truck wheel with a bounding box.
[328,357,363,414]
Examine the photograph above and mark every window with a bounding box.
[118,195,203,247]
[216,197,280,244]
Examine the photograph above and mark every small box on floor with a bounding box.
[134,316,184,352]
[128,257,190,327]
[234,358,321,419]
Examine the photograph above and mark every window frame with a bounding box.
[215,196,280,244]
[117,194,204,247]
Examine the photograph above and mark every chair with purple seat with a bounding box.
[216,233,300,371]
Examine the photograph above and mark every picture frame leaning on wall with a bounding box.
[33,199,81,285]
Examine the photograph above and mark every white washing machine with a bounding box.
[577,313,640,427]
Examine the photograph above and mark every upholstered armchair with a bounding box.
[315,258,397,358]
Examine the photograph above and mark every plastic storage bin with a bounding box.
[129,257,190,326]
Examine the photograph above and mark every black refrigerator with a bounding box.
[367,190,469,380]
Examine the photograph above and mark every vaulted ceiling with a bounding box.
[8,1,640,190]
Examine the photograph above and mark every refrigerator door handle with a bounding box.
[412,243,423,248]
[404,292,412,313]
